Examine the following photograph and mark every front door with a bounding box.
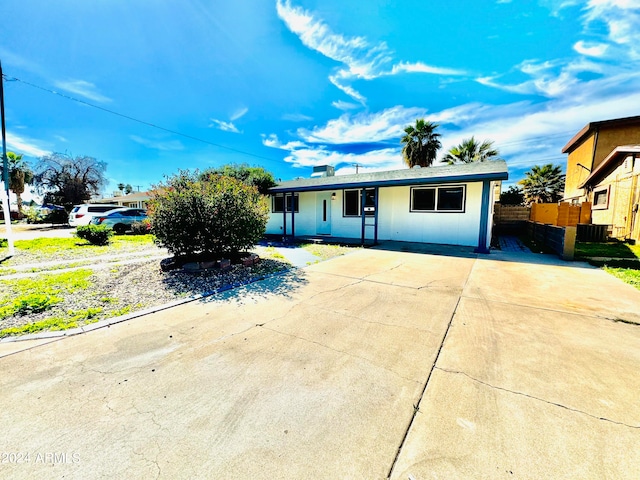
[316,192,332,235]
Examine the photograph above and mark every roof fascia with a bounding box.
[269,171,508,194]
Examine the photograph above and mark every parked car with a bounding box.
[90,208,149,234]
[69,204,120,227]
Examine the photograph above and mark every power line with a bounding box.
[2,73,281,165]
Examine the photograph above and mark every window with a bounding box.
[592,187,609,210]
[272,193,299,213]
[411,185,465,212]
[344,190,359,216]
[343,189,376,217]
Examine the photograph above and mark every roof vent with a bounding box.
[311,165,335,178]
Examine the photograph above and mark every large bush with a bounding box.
[149,171,270,258]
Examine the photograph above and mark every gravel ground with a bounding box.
[0,241,356,336]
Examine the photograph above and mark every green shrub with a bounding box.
[0,293,61,318]
[149,171,270,257]
[130,219,151,235]
[75,225,113,245]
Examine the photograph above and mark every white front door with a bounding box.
[316,192,332,235]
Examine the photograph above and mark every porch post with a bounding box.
[291,192,295,240]
[373,187,379,245]
[476,180,491,254]
[282,195,287,243]
[360,188,366,245]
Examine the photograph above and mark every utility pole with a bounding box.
[0,60,15,256]
[1,60,9,200]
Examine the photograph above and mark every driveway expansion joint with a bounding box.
[435,367,640,430]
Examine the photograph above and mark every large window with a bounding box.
[272,193,299,213]
[343,189,375,217]
[592,186,609,210]
[411,186,466,212]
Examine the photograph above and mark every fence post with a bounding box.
[563,226,576,261]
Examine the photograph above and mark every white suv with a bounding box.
[68,204,119,227]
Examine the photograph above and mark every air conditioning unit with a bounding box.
[311,165,335,178]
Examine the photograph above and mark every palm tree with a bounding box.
[401,119,441,168]
[519,164,565,205]
[442,137,500,165]
[7,152,34,214]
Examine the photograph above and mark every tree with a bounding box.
[442,137,500,165]
[124,184,133,195]
[199,163,276,195]
[519,164,565,205]
[117,183,125,193]
[6,151,34,214]
[149,171,270,258]
[499,185,525,205]
[401,119,442,168]
[33,153,107,209]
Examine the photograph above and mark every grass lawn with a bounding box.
[575,241,640,259]
[0,234,157,264]
[0,236,360,338]
[604,267,640,290]
[575,241,640,291]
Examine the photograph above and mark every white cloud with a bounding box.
[230,107,248,121]
[573,40,609,57]
[276,0,464,103]
[209,119,241,133]
[282,113,313,121]
[53,135,68,143]
[583,0,640,49]
[281,146,404,171]
[6,132,49,157]
[53,79,112,103]
[297,106,427,144]
[130,135,185,151]
[261,133,306,150]
[479,0,640,100]
[390,61,466,76]
[332,100,360,111]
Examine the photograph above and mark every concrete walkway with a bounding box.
[1,245,639,479]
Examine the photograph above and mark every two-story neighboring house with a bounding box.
[562,115,640,203]
[562,115,640,242]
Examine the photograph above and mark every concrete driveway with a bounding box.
[1,245,639,479]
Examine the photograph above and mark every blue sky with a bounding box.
[1,0,639,198]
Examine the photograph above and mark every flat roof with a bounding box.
[578,145,640,188]
[269,160,508,193]
[562,115,640,154]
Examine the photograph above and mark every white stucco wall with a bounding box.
[266,182,487,247]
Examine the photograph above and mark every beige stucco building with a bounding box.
[562,115,640,203]
[562,116,640,242]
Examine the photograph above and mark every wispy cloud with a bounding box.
[282,113,313,122]
[6,132,49,157]
[263,106,429,171]
[54,79,112,103]
[230,107,248,121]
[332,100,360,111]
[276,0,464,103]
[209,119,241,133]
[479,0,640,98]
[130,135,185,151]
[297,106,427,144]
[573,40,608,57]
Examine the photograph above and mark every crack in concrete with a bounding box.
[459,294,640,327]
[435,367,640,429]
[259,324,420,384]
[386,257,476,479]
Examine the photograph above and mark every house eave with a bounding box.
[269,162,509,194]
[578,145,640,189]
